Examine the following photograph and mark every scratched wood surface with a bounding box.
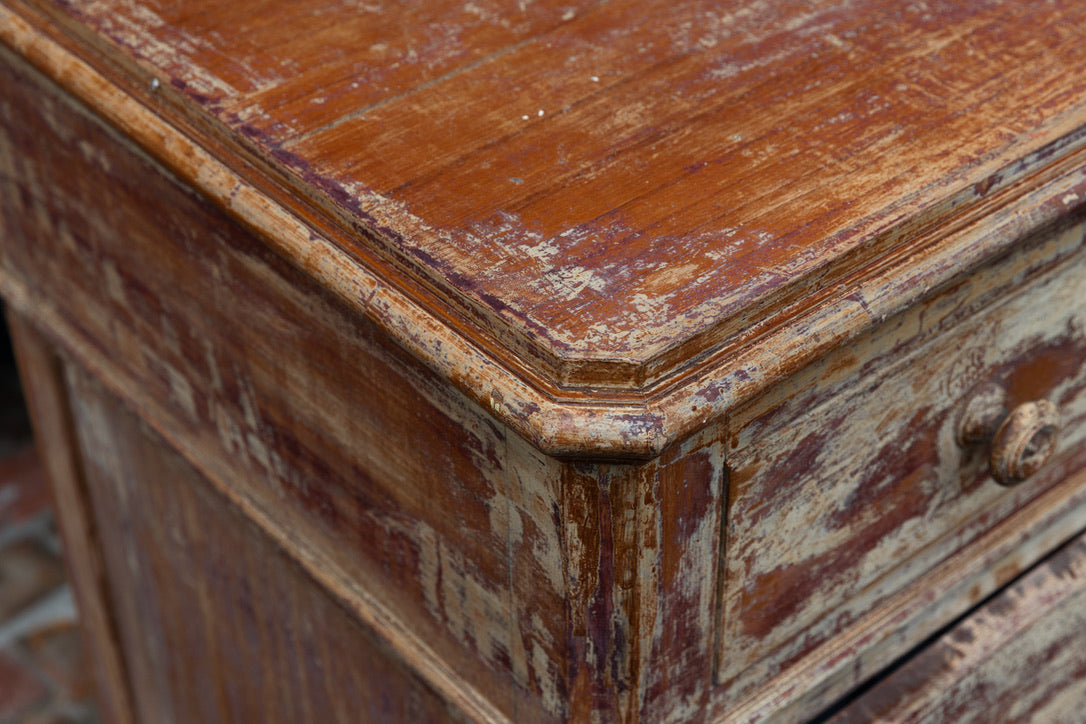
[827,529,1086,723]
[0,48,558,722]
[5,1,1086,723]
[8,0,1086,393]
[0,45,733,722]
[717,218,1086,718]
[8,0,1086,461]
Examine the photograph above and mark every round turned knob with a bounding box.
[989,400,1060,486]
[957,383,1061,486]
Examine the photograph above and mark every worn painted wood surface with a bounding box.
[11,0,1086,390]
[718,220,1086,719]
[6,0,1086,459]
[0,46,731,722]
[558,427,725,723]
[4,0,1086,722]
[828,529,1086,723]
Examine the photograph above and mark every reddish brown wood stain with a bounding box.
[3,0,1086,722]
[11,0,1086,393]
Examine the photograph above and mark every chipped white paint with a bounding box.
[831,533,1086,722]
[6,3,1086,722]
[719,221,1086,715]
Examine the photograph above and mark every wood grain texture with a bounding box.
[0,45,731,722]
[5,1,1086,722]
[4,0,1086,402]
[21,0,1086,370]
[6,0,1086,458]
[828,530,1086,723]
[5,312,136,724]
[716,220,1086,719]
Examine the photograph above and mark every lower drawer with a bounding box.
[826,522,1086,723]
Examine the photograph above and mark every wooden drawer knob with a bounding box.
[958,383,1061,486]
[990,400,1060,485]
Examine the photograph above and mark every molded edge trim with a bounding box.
[3,4,1085,461]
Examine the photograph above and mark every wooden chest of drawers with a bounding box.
[2,0,1085,721]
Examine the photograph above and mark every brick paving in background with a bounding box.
[0,309,99,724]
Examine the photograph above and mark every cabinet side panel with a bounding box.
[0,45,563,720]
[65,362,470,723]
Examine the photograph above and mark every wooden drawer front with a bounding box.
[828,524,1086,723]
[718,223,1086,713]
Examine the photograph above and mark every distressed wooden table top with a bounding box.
[14,0,1086,393]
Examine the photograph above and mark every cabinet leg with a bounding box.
[6,310,135,724]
